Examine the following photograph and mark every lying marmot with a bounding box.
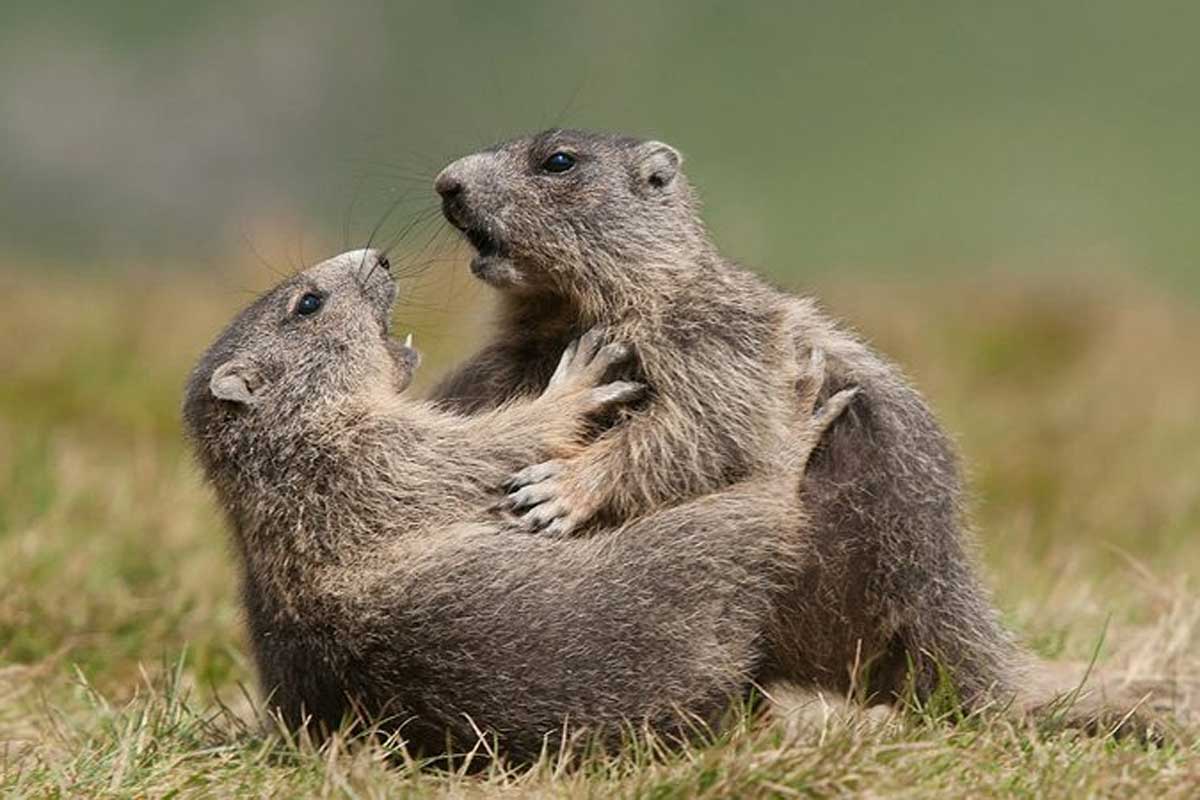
[182,248,855,760]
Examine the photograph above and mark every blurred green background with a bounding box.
[2,0,1198,285]
[3,5,1199,794]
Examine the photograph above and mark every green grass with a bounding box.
[1,262,1197,797]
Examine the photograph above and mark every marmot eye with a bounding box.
[542,152,576,174]
[295,292,323,316]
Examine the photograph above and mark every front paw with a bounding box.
[501,460,596,537]
[543,328,642,411]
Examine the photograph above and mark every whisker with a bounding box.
[359,189,422,285]
[379,206,444,262]
[342,170,378,252]
[237,224,291,283]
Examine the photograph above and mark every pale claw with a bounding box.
[589,341,629,374]
[503,481,558,511]
[519,500,567,531]
[547,340,579,389]
[541,518,573,538]
[814,387,860,433]
[505,460,564,492]
[586,380,644,411]
[575,327,604,364]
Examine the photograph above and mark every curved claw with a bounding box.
[547,340,579,389]
[541,518,574,538]
[503,481,558,511]
[575,327,605,364]
[814,387,860,434]
[519,500,567,531]
[586,380,644,410]
[590,342,631,374]
[504,460,563,492]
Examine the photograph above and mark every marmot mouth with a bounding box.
[452,222,522,287]
[464,226,504,259]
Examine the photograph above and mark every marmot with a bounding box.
[182,248,856,760]
[430,129,1144,727]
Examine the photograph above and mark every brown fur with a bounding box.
[182,248,854,760]
[431,129,1159,733]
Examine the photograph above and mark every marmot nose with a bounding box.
[434,170,464,199]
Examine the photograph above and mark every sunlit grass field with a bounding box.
[1,258,1197,797]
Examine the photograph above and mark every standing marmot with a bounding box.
[432,129,1033,715]
[182,248,855,760]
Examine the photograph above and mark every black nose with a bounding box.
[435,173,463,198]
[377,254,390,272]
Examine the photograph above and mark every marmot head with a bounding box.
[435,129,705,305]
[182,249,419,466]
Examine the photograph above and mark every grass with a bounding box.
[1,259,1197,797]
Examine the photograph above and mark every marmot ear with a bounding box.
[635,141,682,194]
[210,360,264,405]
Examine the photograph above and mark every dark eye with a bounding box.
[541,151,576,174]
[295,292,323,316]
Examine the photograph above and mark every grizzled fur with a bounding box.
[182,249,852,760]
[432,129,1026,711]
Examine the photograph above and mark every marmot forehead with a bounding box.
[501,128,657,160]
